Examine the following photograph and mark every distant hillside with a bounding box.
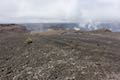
[1,22,120,33]
[0,24,27,33]
[21,22,120,32]
[21,23,79,32]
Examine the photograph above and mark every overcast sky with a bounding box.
[0,0,120,22]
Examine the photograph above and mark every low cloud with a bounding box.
[0,0,120,22]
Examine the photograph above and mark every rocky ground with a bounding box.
[0,26,120,80]
[0,24,27,33]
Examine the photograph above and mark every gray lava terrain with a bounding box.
[0,30,120,80]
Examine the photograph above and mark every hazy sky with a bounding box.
[0,0,120,22]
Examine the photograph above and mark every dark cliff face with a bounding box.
[0,24,16,27]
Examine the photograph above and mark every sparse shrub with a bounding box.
[25,38,33,44]
[97,43,100,46]
[92,28,112,33]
